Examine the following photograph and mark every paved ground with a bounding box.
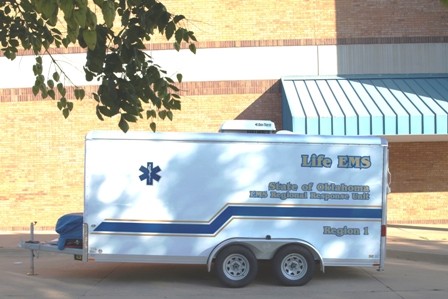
[0,225,447,299]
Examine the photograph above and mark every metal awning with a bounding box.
[281,75,448,141]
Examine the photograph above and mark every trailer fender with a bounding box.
[207,238,325,272]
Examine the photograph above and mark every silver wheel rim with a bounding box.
[280,253,307,280]
[222,253,250,281]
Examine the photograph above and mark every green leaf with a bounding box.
[62,108,70,118]
[173,42,180,51]
[123,113,138,122]
[168,84,179,92]
[47,79,54,89]
[3,49,11,60]
[167,110,173,121]
[36,75,45,85]
[67,23,79,44]
[146,110,156,119]
[60,0,74,17]
[57,83,66,96]
[32,85,39,96]
[102,0,116,28]
[158,110,167,120]
[121,9,130,26]
[33,63,42,75]
[97,105,114,117]
[119,115,130,132]
[189,43,196,54]
[10,39,19,47]
[173,15,185,23]
[40,86,48,98]
[82,29,97,50]
[165,22,175,40]
[188,31,198,42]
[86,9,98,29]
[182,30,190,43]
[176,73,183,83]
[150,122,156,132]
[51,28,63,35]
[175,29,184,44]
[52,72,60,81]
[48,89,56,100]
[74,88,86,100]
[84,67,94,81]
[73,6,87,27]
[95,105,104,120]
[62,37,71,48]
[48,7,59,26]
[105,53,123,73]
[170,99,181,110]
[41,0,57,20]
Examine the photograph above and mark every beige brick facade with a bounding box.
[1,0,448,230]
[387,142,448,224]
[160,0,448,42]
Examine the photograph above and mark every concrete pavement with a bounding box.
[0,225,447,299]
[386,224,448,264]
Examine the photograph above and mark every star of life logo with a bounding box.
[139,162,162,185]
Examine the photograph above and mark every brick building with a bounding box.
[1,0,447,230]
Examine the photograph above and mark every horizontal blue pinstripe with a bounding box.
[94,206,382,234]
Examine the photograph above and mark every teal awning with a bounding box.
[281,75,448,138]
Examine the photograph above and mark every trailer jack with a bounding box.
[25,221,38,276]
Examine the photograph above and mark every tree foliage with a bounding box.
[0,0,197,132]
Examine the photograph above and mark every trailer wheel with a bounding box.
[215,245,258,288]
[272,245,315,286]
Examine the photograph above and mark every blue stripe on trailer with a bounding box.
[94,206,382,235]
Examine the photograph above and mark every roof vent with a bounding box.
[219,120,276,134]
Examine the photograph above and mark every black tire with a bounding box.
[215,245,258,288]
[272,245,315,286]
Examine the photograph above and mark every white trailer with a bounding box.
[21,131,389,287]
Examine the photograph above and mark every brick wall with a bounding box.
[387,142,448,224]
[388,192,448,224]
[155,0,448,44]
[158,0,323,41]
[335,0,448,39]
[4,1,448,56]
[389,142,447,193]
[2,1,447,55]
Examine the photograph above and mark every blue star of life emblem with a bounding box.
[139,162,162,185]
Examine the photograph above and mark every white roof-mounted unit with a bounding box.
[219,120,276,134]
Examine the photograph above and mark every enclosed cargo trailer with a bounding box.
[21,131,389,287]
